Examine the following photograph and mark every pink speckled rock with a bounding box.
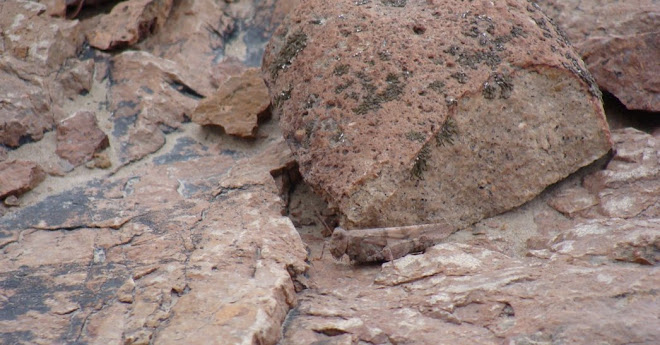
[263,0,612,229]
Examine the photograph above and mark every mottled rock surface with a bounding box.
[192,68,271,138]
[0,0,84,147]
[284,127,659,345]
[263,0,612,229]
[0,1,657,344]
[0,160,46,199]
[56,111,109,166]
[537,0,660,112]
[87,0,174,50]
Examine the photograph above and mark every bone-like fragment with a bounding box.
[328,222,455,263]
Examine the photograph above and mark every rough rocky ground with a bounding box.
[1,1,659,344]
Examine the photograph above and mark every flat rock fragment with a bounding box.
[87,0,174,50]
[56,111,110,166]
[262,0,612,230]
[192,68,271,138]
[0,160,46,199]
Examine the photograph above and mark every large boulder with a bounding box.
[263,0,612,229]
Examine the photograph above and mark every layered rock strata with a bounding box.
[263,0,612,229]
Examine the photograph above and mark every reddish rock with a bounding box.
[0,160,46,198]
[87,0,174,50]
[56,111,110,166]
[191,68,270,138]
[108,51,200,164]
[138,0,301,96]
[0,137,307,345]
[263,0,612,229]
[0,0,84,147]
[550,128,659,219]
[537,0,660,111]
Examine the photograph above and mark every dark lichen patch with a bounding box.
[451,72,469,84]
[562,56,601,98]
[494,73,514,99]
[304,93,320,109]
[269,30,308,79]
[436,118,458,146]
[381,0,407,7]
[458,50,501,69]
[335,79,355,94]
[411,144,431,180]
[378,51,392,61]
[428,80,445,93]
[273,87,292,108]
[406,131,426,142]
[353,73,404,115]
[482,73,514,100]
[333,64,350,76]
[482,82,499,99]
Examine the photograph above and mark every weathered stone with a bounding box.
[0,160,46,199]
[87,0,174,50]
[108,51,200,164]
[192,68,270,138]
[537,0,660,111]
[138,0,301,96]
[549,128,660,219]
[56,111,110,166]
[0,0,84,147]
[0,137,308,345]
[263,0,612,229]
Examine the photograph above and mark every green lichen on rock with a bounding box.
[411,144,431,180]
[269,31,308,79]
[406,131,426,142]
[333,64,350,76]
[353,73,404,115]
[428,80,445,93]
[381,0,407,7]
[436,118,458,146]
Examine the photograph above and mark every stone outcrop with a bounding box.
[263,0,612,229]
[537,0,659,112]
[549,127,659,219]
[0,0,84,147]
[281,126,659,345]
[0,137,308,345]
[192,68,271,138]
[56,111,110,166]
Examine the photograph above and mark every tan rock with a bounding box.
[87,0,174,50]
[0,0,84,147]
[548,128,660,219]
[56,111,110,166]
[537,0,660,111]
[108,51,200,164]
[263,0,612,229]
[192,68,271,138]
[0,160,46,199]
[0,136,307,345]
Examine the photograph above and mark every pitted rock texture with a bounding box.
[536,0,660,112]
[284,126,659,345]
[262,0,612,229]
